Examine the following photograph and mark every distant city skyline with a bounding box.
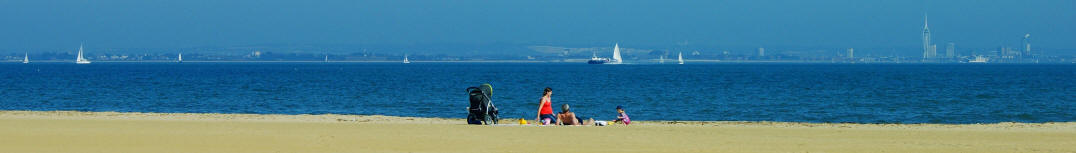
[0,0,1073,55]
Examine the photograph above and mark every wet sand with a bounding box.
[1,111,1073,153]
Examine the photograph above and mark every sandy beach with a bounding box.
[1,111,1073,153]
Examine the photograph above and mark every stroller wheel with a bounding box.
[483,115,493,125]
[466,112,483,125]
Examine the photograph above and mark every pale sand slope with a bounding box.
[1,111,1074,153]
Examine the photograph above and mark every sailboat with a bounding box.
[22,53,29,64]
[324,55,329,62]
[177,53,183,63]
[678,52,684,64]
[75,44,91,64]
[659,55,665,64]
[403,55,411,64]
[585,43,623,64]
[611,43,623,64]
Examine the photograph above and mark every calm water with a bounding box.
[1,62,1074,123]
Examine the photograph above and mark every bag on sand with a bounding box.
[594,121,608,126]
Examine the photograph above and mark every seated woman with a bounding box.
[556,104,581,125]
[536,87,556,125]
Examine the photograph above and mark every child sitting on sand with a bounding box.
[614,105,630,125]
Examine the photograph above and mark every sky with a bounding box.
[1,0,1073,54]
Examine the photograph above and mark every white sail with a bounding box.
[611,43,622,64]
[23,53,29,64]
[403,55,411,64]
[177,53,183,62]
[659,55,664,64]
[76,44,91,64]
[324,55,329,62]
[678,52,684,64]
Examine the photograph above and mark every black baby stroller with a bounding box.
[466,83,499,125]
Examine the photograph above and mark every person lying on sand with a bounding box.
[556,104,581,125]
[556,104,596,126]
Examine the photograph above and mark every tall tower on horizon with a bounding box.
[922,14,934,59]
[921,14,938,59]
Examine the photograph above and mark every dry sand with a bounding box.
[1,111,1073,153]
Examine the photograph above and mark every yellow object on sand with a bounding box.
[519,118,528,124]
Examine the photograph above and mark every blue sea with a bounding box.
[2,62,1074,123]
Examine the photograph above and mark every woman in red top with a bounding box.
[535,87,556,125]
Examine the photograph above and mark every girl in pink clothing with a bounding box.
[614,105,630,125]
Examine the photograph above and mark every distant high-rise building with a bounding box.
[847,48,854,59]
[1022,33,1031,57]
[922,14,933,59]
[758,47,765,57]
[946,42,955,58]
